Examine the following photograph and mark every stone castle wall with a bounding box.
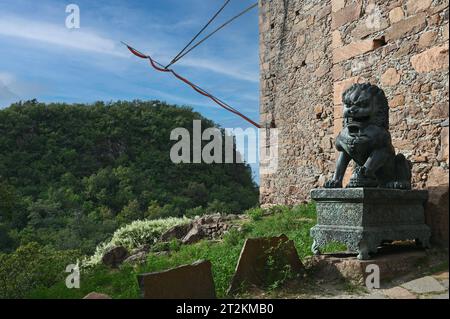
[259,0,449,244]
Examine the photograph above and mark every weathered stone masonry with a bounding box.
[259,0,449,245]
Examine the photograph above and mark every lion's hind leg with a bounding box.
[385,153,412,190]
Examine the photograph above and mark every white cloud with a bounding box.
[0,72,15,85]
[0,72,47,106]
[144,87,220,109]
[0,15,125,57]
[180,57,259,83]
[0,13,259,82]
[0,82,18,99]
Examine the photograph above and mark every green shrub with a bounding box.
[150,239,182,253]
[83,217,190,267]
[0,242,80,298]
[223,228,244,247]
[28,264,140,299]
[245,207,264,221]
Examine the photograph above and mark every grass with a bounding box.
[28,203,347,299]
[427,260,449,275]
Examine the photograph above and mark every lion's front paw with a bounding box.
[324,179,342,188]
[347,166,378,188]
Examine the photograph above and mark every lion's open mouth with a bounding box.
[346,116,370,135]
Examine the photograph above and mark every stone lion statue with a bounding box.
[325,83,412,189]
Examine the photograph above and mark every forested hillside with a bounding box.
[0,100,258,254]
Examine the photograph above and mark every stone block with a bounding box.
[428,292,450,299]
[418,31,437,48]
[429,102,449,119]
[389,94,405,108]
[316,5,332,21]
[332,64,345,80]
[389,7,404,24]
[309,246,429,285]
[331,30,343,49]
[331,1,362,30]
[386,13,426,41]
[333,104,343,119]
[331,0,346,13]
[402,276,446,294]
[333,76,360,105]
[406,0,432,15]
[411,45,449,73]
[439,126,449,165]
[381,68,401,86]
[138,260,216,299]
[351,17,389,39]
[333,39,385,64]
[383,286,417,299]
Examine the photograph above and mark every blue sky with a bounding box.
[0,0,260,182]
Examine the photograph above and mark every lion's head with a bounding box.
[341,83,389,134]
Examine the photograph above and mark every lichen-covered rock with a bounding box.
[168,214,237,245]
[101,246,129,268]
[160,223,192,241]
[124,251,148,265]
[158,213,238,246]
[181,224,205,244]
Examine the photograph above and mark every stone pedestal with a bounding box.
[310,188,431,260]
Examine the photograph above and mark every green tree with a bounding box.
[0,242,80,298]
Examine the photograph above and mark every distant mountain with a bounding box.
[0,100,259,254]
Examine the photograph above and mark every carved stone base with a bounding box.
[310,188,431,260]
[306,246,441,286]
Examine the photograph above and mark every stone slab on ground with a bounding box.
[432,271,449,280]
[228,235,304,295]
[360,293,387,299]
[309,245,428,285]
[382,286,417,299]
[83,292,112,299]
[423,292,449,299]
[401,276,447,294]
[137,260,216,299]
